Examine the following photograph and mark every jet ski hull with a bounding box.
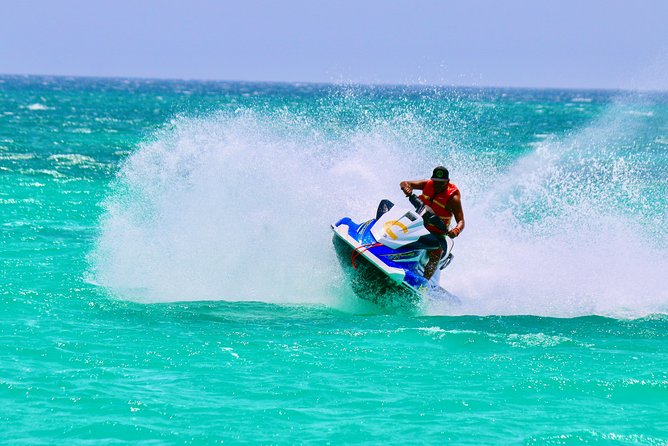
[332,231,422,307]
[331,214,458,308]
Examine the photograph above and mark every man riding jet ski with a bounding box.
[400,166,465,280]
[331,166,465,307]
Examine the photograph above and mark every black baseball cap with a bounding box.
[431,166,449,181]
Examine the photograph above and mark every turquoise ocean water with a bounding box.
[1,75,667,444]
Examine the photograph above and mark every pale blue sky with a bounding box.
[2,0,668,90]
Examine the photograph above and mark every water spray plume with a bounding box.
[93,98,667,318]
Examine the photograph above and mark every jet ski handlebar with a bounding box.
[408,193,425,213]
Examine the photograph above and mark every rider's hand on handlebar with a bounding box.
[400,183,413,196]
[447,227,461,238]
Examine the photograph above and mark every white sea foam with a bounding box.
[25,103,51,111]
[0,153,36,161]
[71,128,93,134]
[48,154,98,165]
[626,110,654,117]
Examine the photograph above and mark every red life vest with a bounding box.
[419,180,459,226]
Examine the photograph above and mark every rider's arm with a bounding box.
[400,180,428,196]
[448,193,465,238]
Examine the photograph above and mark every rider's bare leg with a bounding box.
[424,248,443,280]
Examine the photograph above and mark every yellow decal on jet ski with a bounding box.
[383,220,408,240]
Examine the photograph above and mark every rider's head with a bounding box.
[431,166,449,191]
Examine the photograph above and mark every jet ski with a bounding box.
[331,194,460,308]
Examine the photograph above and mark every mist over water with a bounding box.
[93,91,668,318]
[447,97,668,317]
[93,109,427,307]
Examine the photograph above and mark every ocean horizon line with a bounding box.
[2,71,659,95]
